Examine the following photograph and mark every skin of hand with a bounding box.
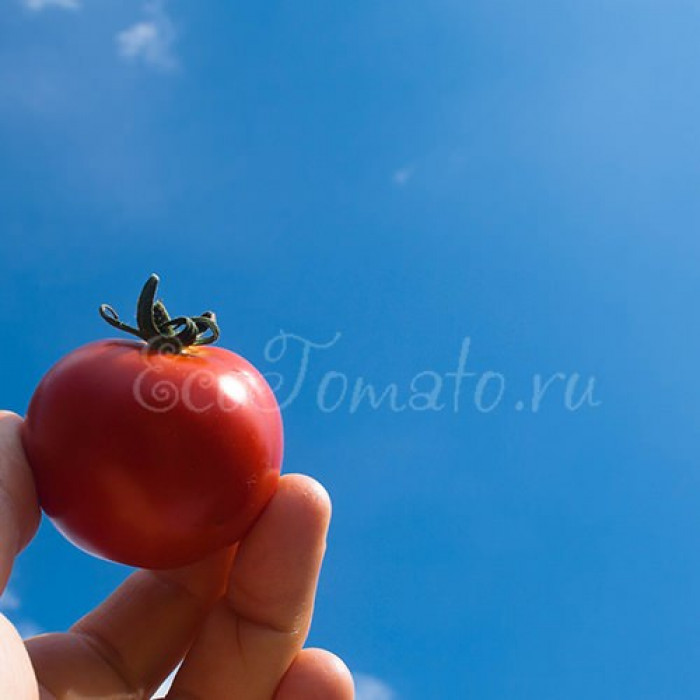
[0,411,354,700]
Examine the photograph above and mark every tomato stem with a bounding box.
[99,274,220,353]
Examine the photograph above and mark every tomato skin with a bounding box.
[21,339,283,569]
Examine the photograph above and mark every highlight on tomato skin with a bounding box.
[20,274,284,570]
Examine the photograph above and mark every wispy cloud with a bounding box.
[152,662,181,698]
[1,584,42,639]
[0,587,21,611]
[355,673,396,700]
[23,0,80,10]
[392,165,415,186]
[15,620,43,639]
[116,0,178,71]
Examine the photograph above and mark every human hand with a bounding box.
[0,411,354,699]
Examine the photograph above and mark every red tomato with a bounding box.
[21,276,283,569]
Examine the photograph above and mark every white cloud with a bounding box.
[0,587,21,612]
[152,662,180,698]
[1,587,42,639]
[116,0,177,71]
[355,673,396,700]
[15,620,43,639]
[392,165,415,186]
[23,0,80,10]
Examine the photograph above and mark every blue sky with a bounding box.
[1,0,700,698]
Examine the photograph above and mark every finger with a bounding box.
[0,412,41,593]
[0,613,40,700]
[274,649,354,700]
[26,546,235,699]
[167,474,331,700]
